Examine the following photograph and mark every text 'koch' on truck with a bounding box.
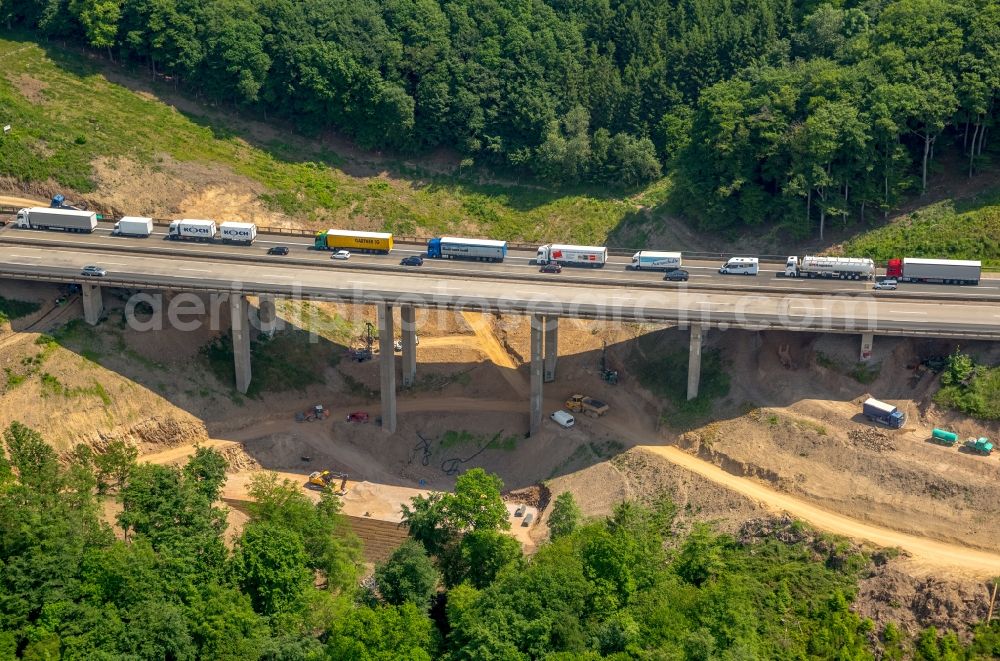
[884,258,981,285]
[15,207,98,233]
[427,237,507,262]
[314,229,393,254]
[219,222,258,246]
[630,250,681,271]
[167,219,217,242]
[112,216,153,238]
[719,256,759,275]
[862,397,906,429]
[536,244,608,268]
[782,255,875,280]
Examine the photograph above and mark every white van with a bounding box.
[719,257,759,275]
[550,410,575,428]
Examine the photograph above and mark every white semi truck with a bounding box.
[220,222,257,245]
[167,219,217,241]
[536,244,608,268]
[631,250,681,271]
[113,216,153,237]
[15,207,98,233]
[782,255,875,280]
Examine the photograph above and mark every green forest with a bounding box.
[2,0,998,237]
[1,422,998,659]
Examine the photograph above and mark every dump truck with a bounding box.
[427,237,507,262]
[314,229,393,253]
[885,258,981,285]
[220,221,257,245]
[930,428,958,446]
[167,218,217,241]
[14,207,98,233]
[295,404,330,422]
[964,437,993,455]
[113,216,153,237]
[630,250,682,271]
[862,397,906,428]
[565,394,609,418]
[536,243,607,268]
[782,255,875,280]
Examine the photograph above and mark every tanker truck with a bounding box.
[782,255,875,280]
[14,207,98,233]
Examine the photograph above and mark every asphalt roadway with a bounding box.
[2,239,999,339]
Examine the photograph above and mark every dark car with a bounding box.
[663,269,689,282]
[267,246,289,255]
[400,255,424,266]
[539,263,562,274]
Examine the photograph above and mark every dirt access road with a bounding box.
[639,445,1000,578]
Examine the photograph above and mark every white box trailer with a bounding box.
[719,257,759,275]
[900,258,980,285]
[783,255,874,280]
[113,216,153,237]
[14,207,98,233]
[536,244,607,268]
[220,221,257,245]
[631,250,682,271]
[426,237,507,262]
[168,219,217,241]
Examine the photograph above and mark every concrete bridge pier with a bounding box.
[543,316,558,383]
[860,332,874,361]
[401,304,417,388]
[687,323,704,401]
[530,314,545,435]
[378,303,397,433]
[81,283,104,326]
[257,294,278,336]
[230,294,252,394]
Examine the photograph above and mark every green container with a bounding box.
[932,428,958,444]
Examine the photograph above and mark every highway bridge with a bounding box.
[1,223,999,434]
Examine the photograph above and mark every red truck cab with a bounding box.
[885,258,903,278]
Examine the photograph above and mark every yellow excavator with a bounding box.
[307,470,348,495]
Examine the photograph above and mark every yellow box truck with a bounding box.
[314,229,393,254]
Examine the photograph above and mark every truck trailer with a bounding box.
[14,207,98,233]
[113,216,153,237]
[783,255,875,280]
[220,222,257,245]
[314,229,393,254]
[536,244,607,268]
[427,237,507,262]
[631,250,681,271]
[885,258,981,285]
[167,219,217,241]
[862,397,906,428]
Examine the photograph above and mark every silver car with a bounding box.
[873,279,897,290]
[80,265,107,277]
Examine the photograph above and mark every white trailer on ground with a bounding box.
[536,244,608,268]
[167,219,217,241]
[220,221,258,245]
[783,255,875,280]
[113,216,153,237]
[631,250,682,271]
[719,256,759,275]
[14,207,98,233]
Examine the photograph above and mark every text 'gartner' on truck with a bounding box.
[314,229,393,254]
[15,207,98,233]
[536,244,608,268]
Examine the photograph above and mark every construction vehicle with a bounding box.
[347,322,376,362]
[964,437,993,455]
[930,428,958,446]
[600,341,619,384]
[295,404,330,422]
[565,394,609,418]
[50,193,88,210]
[307,470,348,494]
[862,397,905,428]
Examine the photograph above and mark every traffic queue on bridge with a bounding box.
[7,205,985,286]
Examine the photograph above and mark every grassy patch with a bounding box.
[934,350,1000,420]
[840,194,1000,268]
[0,36,652,244]
[0,296,41,324]
[630,343,730,429]
[200,330,330,397]
[815,351,880,385]
[439,430,520,452]
[38,372,111,403]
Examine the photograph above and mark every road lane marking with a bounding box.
[178,268,209,272]
[893,311,928,315]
